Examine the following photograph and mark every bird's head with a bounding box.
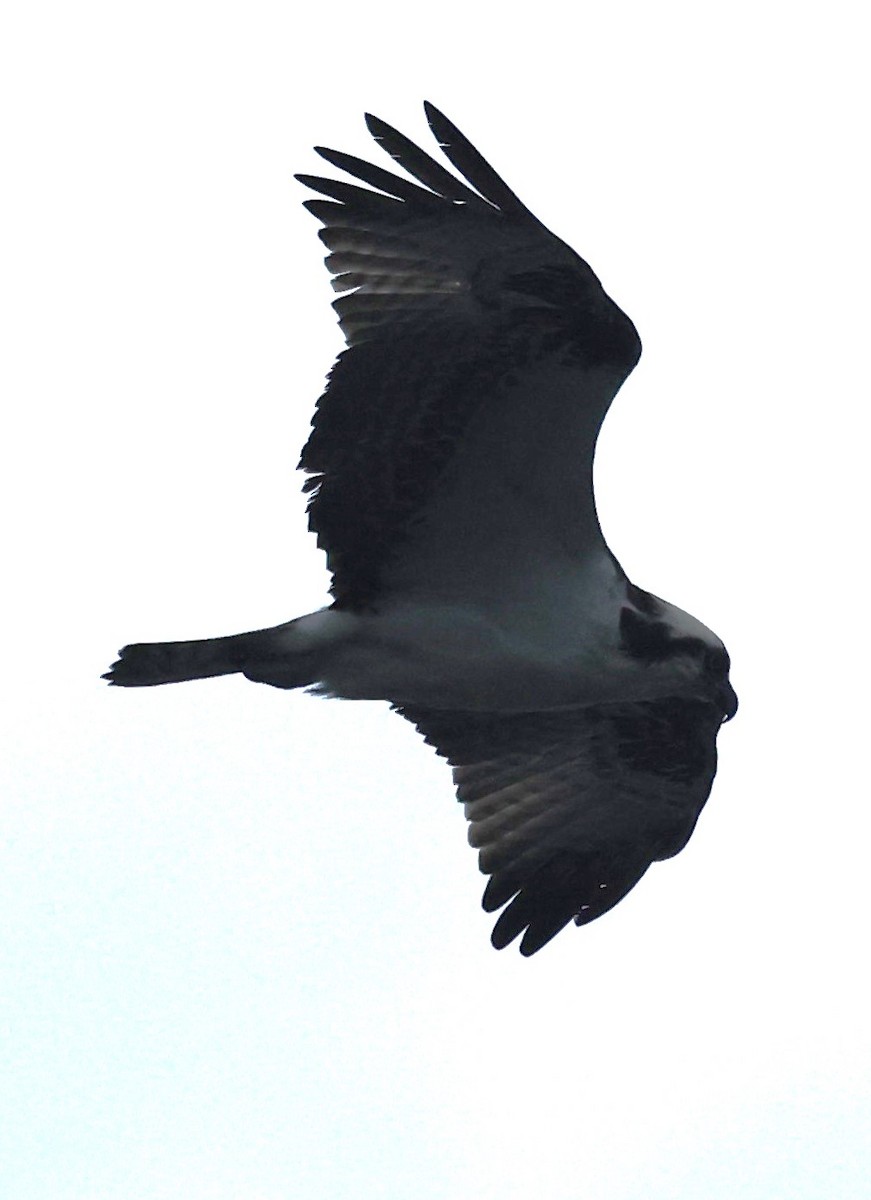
[620,585,737,721]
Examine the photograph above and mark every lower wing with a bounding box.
[397,696,726,955]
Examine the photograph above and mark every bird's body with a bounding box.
[106,104,736,955]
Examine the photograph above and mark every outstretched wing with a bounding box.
[397,697,726,955]
[297,104,642,610]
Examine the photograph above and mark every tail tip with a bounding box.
[102,642,175,687]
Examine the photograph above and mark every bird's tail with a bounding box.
[103,616,332,690]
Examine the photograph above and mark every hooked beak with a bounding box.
[719,680,739,722]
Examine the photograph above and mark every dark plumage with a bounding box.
[106,104,736,955]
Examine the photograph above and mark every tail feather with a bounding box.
[104,610,351,690]
[103,632,261,687]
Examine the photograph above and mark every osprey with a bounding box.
[105,103,737,956]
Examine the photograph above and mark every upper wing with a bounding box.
[397,696,726,955]
[297,104,642,610]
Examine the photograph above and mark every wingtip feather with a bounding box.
[364,112,388,137]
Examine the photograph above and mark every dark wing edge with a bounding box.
[396,697,726,955]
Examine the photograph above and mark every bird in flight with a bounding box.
[105,102,737,956]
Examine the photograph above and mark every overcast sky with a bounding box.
[2,3,869,1198]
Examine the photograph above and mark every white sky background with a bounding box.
[2,2,869,1197]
